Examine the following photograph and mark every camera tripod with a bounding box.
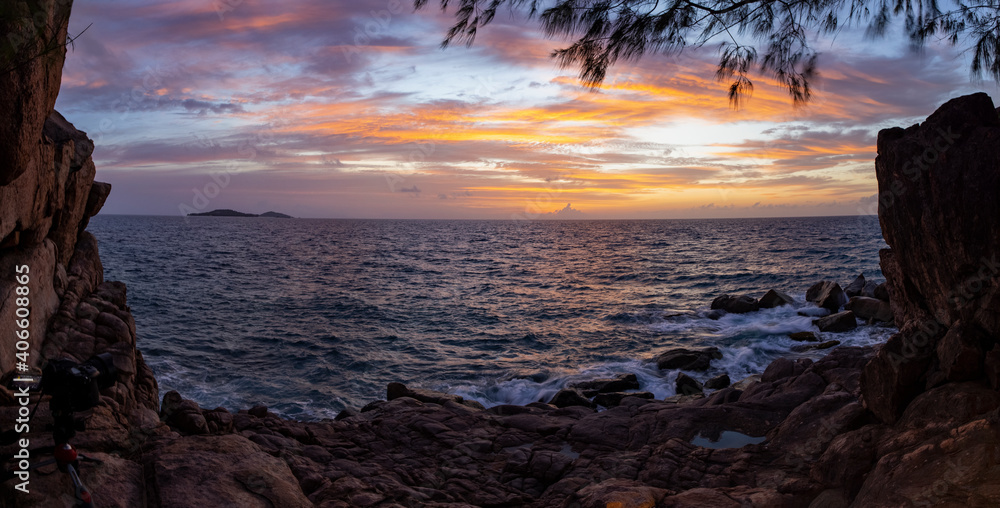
[3,409,103,508]
[3,354,117,507]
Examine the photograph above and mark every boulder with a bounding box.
[873,283,890,302]
[160,391,209,435]
[806,281,849,310]
[593,391,654,408]
[710,294,760,313]
[704,374,731,390]
[571,373,640,396]
[844,273,866,297]
[814,311,858,333]
[759,289,794,308]
[845,296,893,323]
[386,382,485,410]
[862,281,880,298]
[675,372,704,395]
[791,340,841,353]
[204,408,234,434]
[706,309,727,320]
[334,408,360,420]
[146,434,312,508]
[548,388,594,408]
[655,347,723,371]
[788,331,819,342]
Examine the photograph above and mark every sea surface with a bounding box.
[88,215,894,420]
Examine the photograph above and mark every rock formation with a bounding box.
[2,4,1000,505]
[861,92,1000,423]
[759,289,794,309]
[710,294,760,313]
[806,281,849,311]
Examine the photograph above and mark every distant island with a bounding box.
[187,209,293,218]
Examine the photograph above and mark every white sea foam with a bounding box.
[451,303,896,409]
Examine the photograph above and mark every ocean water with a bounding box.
[87,215,894,420]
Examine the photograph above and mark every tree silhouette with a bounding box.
[415,0,1000,107]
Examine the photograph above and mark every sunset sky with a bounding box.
[57,0,993,219]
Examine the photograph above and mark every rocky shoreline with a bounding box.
[3,4,1000,506]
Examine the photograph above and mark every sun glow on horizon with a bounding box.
[56,0,989,219]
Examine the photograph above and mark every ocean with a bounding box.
[87,215,895,420]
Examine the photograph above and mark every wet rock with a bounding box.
[814,311,858,333]
[706,309,727,320]
[759,289,794,308]
[705,386,743,405]
[862,281,879,298]
[789,331,819,342]
[873,283,890,302]
[662,392,706,404]
[711,294,760,313]
[806,281,849,311]
[845,296,893,323]
[360,400,386,412]
[593,391,654,408]
[335,408,360,420]
[844,273,866,298]
[704,374,731,390]
[731,374,761,391]
[792,340,841,353]
[655,347,723,371]
[571,373,640,396]
[548,388,595,408]
[760,358,797,383]
[676,372,704,395]
[386,382,485,410]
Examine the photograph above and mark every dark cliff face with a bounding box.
[862,93,1000,423]
[0,1,72,186]
[0,0,159,454]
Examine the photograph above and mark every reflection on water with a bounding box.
[691,430,767,449]
[89,215,889,419]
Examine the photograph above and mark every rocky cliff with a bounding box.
[1,3,999,506]
[861,93,1000,424]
